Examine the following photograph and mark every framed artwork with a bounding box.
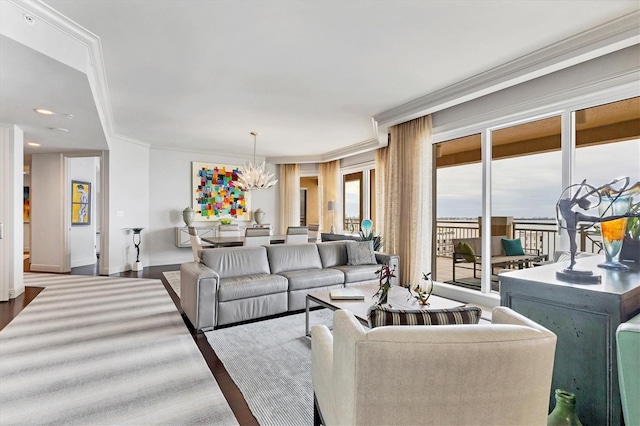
[192,161,250,221]
[23,186,30,223]
[71,180,91,225]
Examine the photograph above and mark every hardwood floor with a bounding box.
[1,264,257,425]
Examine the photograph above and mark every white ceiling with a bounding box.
[1,0,639,161]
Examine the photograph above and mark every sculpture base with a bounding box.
[132,261,143,272]
[556,268,601,284]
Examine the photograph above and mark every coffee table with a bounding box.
[305,283,465,336]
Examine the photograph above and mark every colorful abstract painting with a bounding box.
[192,162,250,221]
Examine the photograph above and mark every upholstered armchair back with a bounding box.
[312,307,557,426]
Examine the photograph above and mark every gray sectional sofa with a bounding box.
[180,241,399,331]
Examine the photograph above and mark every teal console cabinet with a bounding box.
[499,255,640,426]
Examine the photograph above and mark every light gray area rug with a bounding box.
[1,273,238,426]
[162,270,181,297]
[206,309,334,426]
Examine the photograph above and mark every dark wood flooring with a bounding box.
[1,264,257,426]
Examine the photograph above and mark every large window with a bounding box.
[490,116,562,293]
[434,134,482,285]
[343,172,362,233]
[433,96,640,297]
[342,168,375,234]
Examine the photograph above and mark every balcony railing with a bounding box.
[436,219,602,259]
[434,219,605,290]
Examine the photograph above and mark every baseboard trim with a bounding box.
[29,264,68,273]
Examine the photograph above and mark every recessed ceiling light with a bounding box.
[48,127,69,132]
[34,108,55,115]
[27,142,41,147]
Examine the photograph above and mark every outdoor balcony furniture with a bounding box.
[452,236,547,283]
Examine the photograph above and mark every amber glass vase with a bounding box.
[598,193,630,270]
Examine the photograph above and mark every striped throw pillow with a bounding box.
[367,305,482,328]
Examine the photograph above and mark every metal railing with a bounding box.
[436,220,603,258]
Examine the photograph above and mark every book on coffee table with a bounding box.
[330,288,365,300]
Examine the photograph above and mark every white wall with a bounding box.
[0,124,24,300]
[68,157,98,267]
[30,153,68,273]
[147,147,279,266]
[104,137,150,274]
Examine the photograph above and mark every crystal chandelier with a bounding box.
[237,132,278,191]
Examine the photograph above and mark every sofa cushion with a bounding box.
[266,243,322,274]
[331,264,380,284]
[317,241,349,268]
[201,246,270,279]
[279,268,344,291]
[346,240,377,265]
[218,274,289,302]
[502,238,525,256]
[367,305,482,328]
[457,242,477,263]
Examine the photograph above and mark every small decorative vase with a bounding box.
[547,389,582,426]
[598,192,631,271]
[182,207,195,226]
[254,208,265,225]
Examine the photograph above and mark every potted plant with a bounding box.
[357,230,384,251]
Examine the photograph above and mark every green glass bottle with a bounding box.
[547,389,583,426]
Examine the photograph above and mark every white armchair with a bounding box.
[311,307,557,426]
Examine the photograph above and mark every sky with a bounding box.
[437,139,640,219]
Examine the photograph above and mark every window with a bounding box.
[343,172,362,233]
[432,96,639,297]
[434,134,482,285]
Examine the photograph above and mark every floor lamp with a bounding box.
[328,200,336,234]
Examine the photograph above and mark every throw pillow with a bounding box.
[367,305,482,328]
[346,240,377,266]
[502,238,525,256]
[458,242,477,263]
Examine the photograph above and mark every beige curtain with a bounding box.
[318,160,341,234]
[278,164,300,234]
[376,115,433,286]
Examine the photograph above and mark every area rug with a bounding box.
[1,273,237,425]
[205,309,334,426]
[162,270,181,297]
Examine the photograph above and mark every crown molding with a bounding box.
[268,138,379,164]
[373,10,640,142]
[150,143,261,164]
